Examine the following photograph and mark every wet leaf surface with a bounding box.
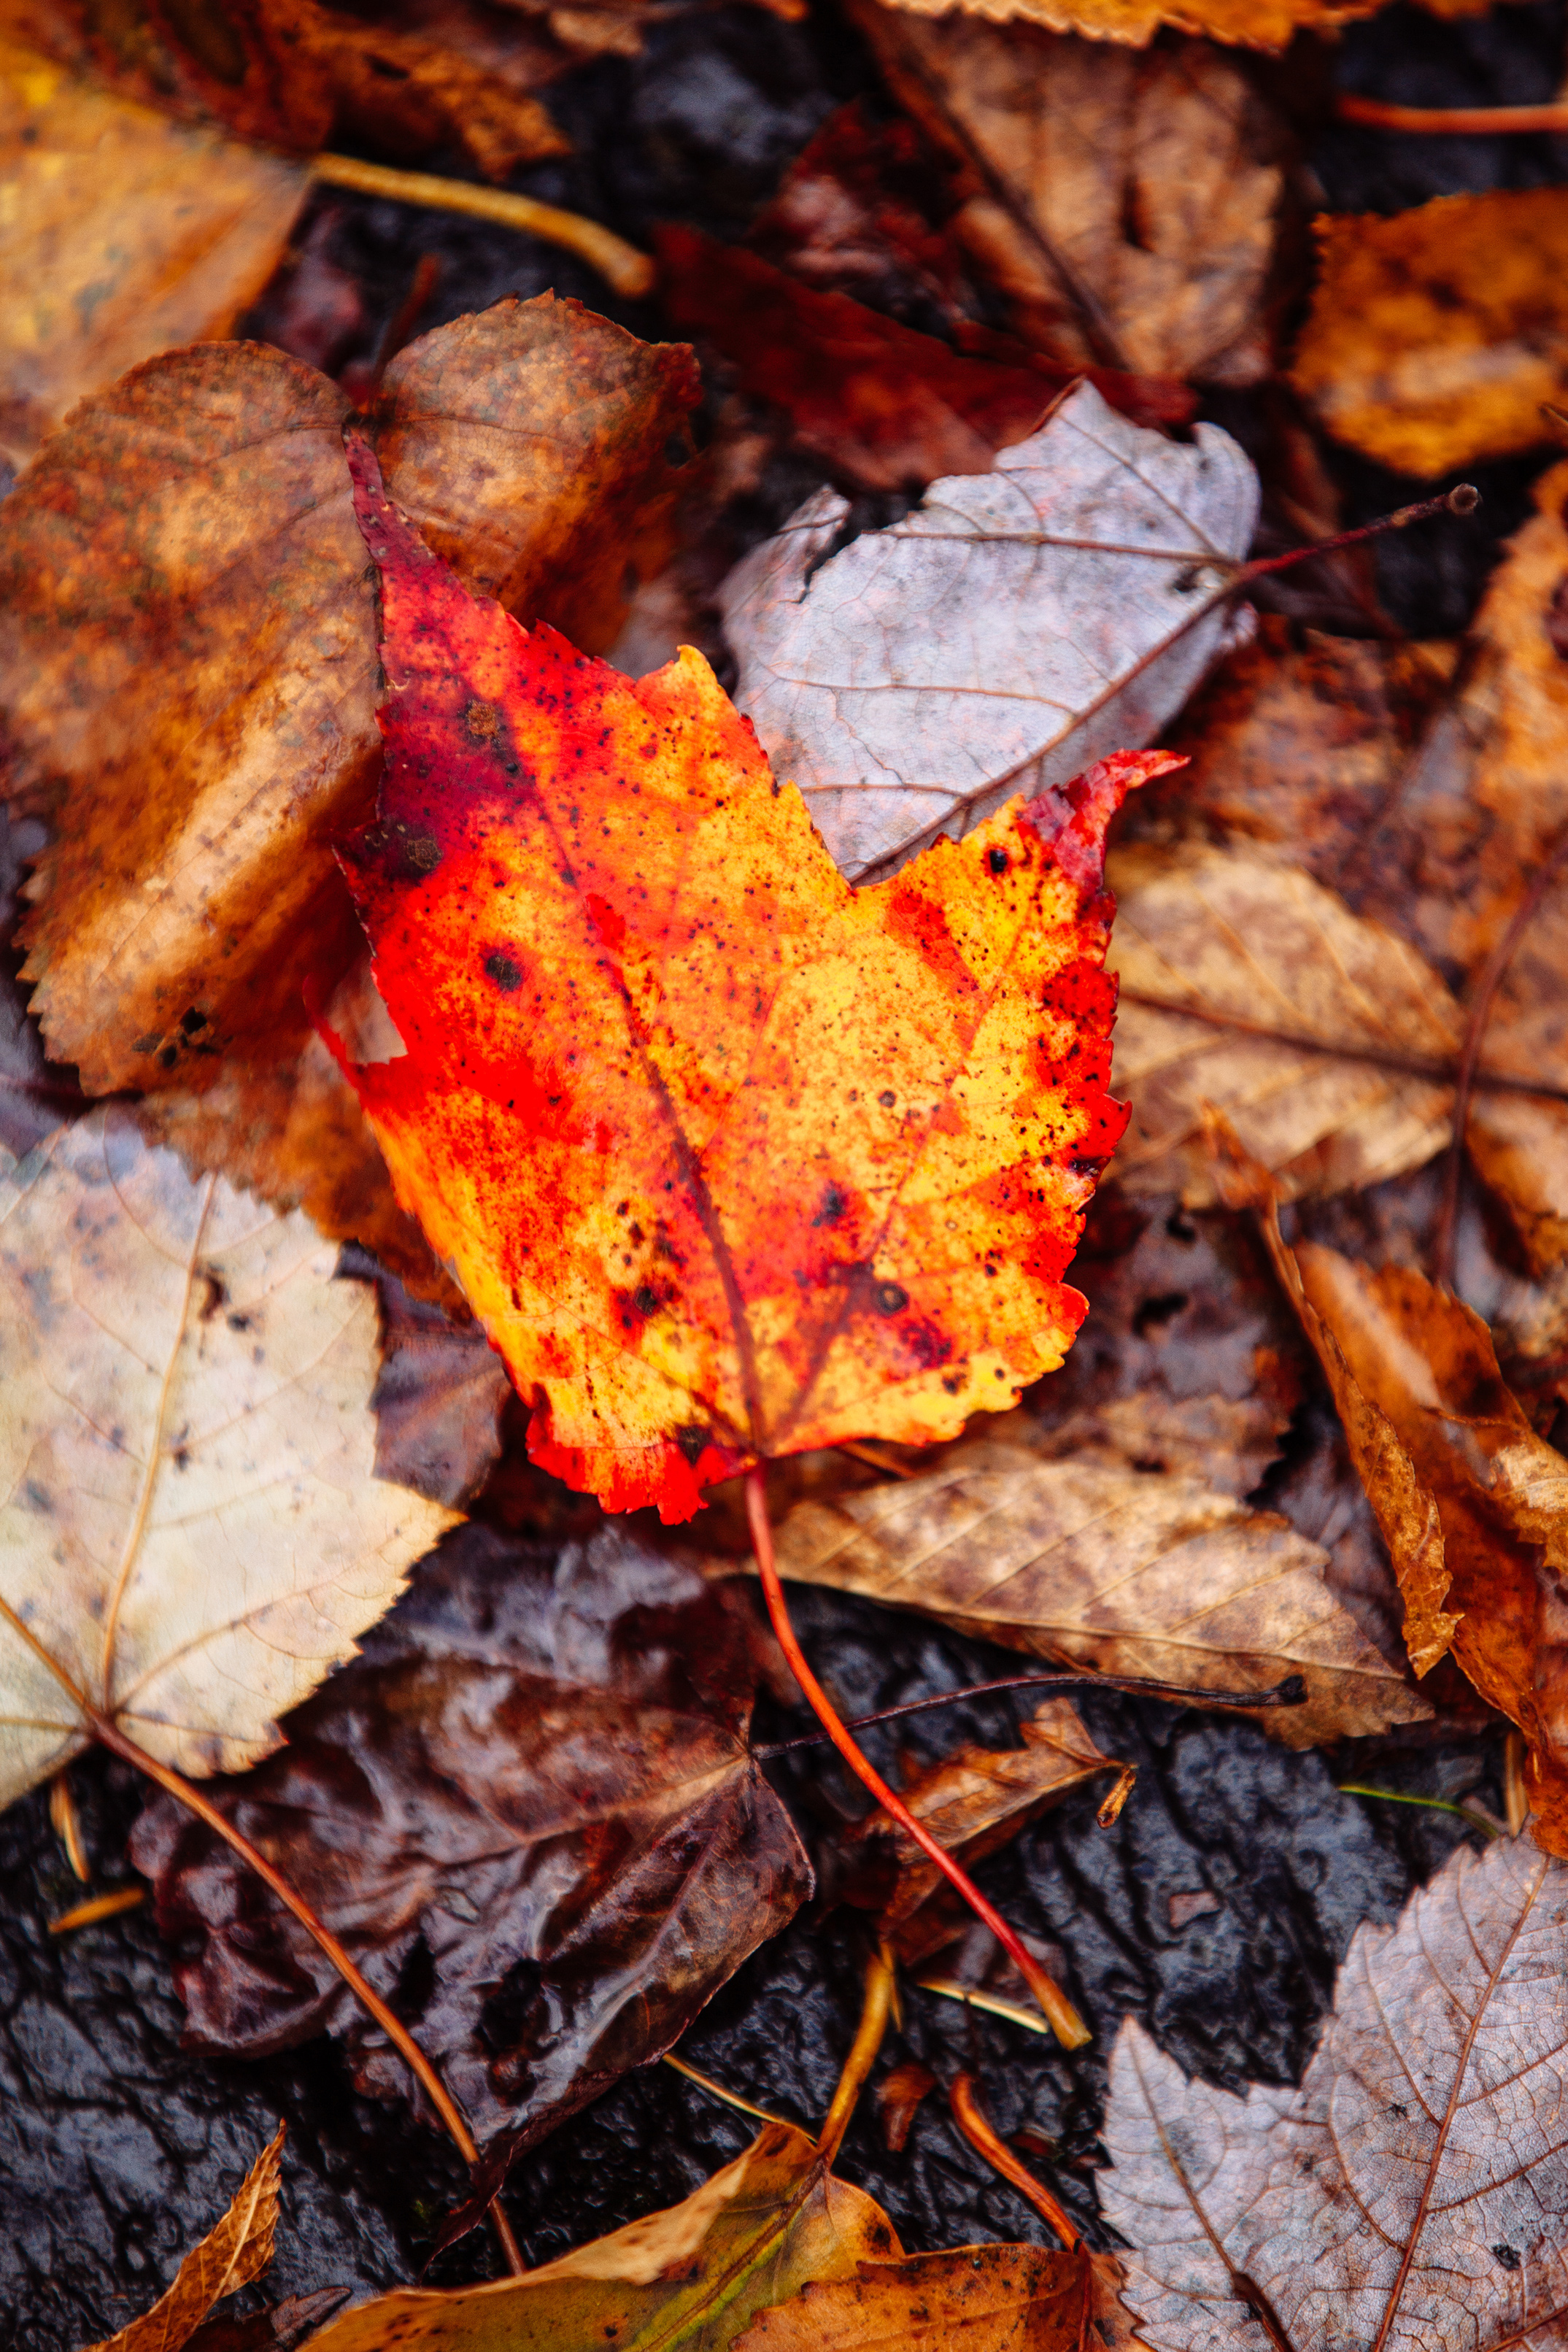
[131,1526,810,2168]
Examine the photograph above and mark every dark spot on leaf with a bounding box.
[484,951,523,992]
[878,1090,896,1108]
[179,1008,208,1036]
[874,1283,908,1315]
[988,847,1009,875]
[813,1183,849,1227]
[673,1424,711,1465]
[1494,2245,1522,2271]
[632,1284,660,1317]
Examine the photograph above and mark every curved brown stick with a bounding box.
[1434,817,1568,1287]
[90,1711,526,2278]
[1338,92,1568,136]
[817,1940,897,2165]
[949,2074,1078,2248]
[311,154,656,298]
[745,1468,1088,2048]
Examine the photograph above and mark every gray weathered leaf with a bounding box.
[722,382,1258,880]
[1101,1833,1568,2352]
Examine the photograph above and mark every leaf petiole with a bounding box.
[1337,1782,1502,1840]
[745,1468,1089,2047]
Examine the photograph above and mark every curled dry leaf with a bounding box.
[724,381,1257,882]
[85,2124,285,2352]
[732,2243,1135,2352]
[847,14,1283,385]
[725,1432,1429,1746]
[1105,840,1461,1205]
[1101,1834,1568,2352]
[131,1527,810,2166]
[1290,1242,1568,1854]
[875,2061,937,2154]
[849,0,1371,53]
[333,438,1170,1519]
[0,39,304,470]
[0,1107,454,1804]
[12,0,568,181]
[294,2121,897,2351]
[1291,191,1568,477]
[0,301,698,1098]
[832,1698,1127,1962]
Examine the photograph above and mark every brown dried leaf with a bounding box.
[726,1433,1429,1746]
[298,2122,897,2352]
[1291,190,1568,477]
[0,39,304,470]
[131,1526,810,2162]
[875,2061,937,2154]
[849,0,1370,57]
[833,1699,1124,1961]
[9,0,567,180]
[369,1271,510,1511]
[1101,1833,1568,2352]
[1291,1240,1568,1855]
[1105,840,1462,1205]
[733,2243,1135,2352]
[0,301,698,1105]
[846,12,1283,382]
[85,2124,285,2352]
[0,1107,455,1805]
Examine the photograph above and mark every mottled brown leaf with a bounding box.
[722,1431,1429,1746]
[1102,1834,1568,2352]
[0,38,304,470]
[131,1525,810,2167]
[733,2243,1134,2352]
[369,1270,510,1511]
[85,2125,285,2352]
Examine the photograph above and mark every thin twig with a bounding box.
[912,1976,1051,2036]
[49,1886,143,1934]
[817,1941,897,2166]
[88,1711,527,2279]
[1337,92,1568,136]
[311,154,655,299]
[663,2054,797,2133]
[49,1770,90,1881]
[746,1468,1087,2048]
[1434,817,1568,1286]
[949,2073,1078,2248]
[751,1668,1308,1759]
[1337,1783,1502,1840]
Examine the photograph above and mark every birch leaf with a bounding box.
[0,1107,455,1805]
[1101,1834,1568,2352]
[722,380,1257,881]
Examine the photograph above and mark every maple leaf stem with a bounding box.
[1232,485,1479,587]
[744,1466,1089,2048]
[310,155,656,298]
[949,2073,1078,2249]
[1337,91,1568,136]
[86,1711,528,2280]
[816,1939,897,2167]
[750,1667,1308,1758]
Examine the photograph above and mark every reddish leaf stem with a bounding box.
[949,2073,1078,2249]
[751,1667,1306,1759]
[1337,91,1568,136]
[744,1468,1089,2048]
[1434,815,1568,1287]
[89,1710,527,2278]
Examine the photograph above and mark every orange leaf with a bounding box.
[331,439,1177,1521]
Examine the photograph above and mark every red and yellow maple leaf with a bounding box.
[331,436,1174,1522]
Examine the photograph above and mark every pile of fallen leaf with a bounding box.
[5,0,1568,2345]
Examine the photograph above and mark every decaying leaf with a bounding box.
[369,1269,511,1510]
[832,1698,1127,1960]
[131,1526,810,2162]
[0,299,698,1098]
[85,2124,285,2352]
[875,2061,937,2154]
[0,1106,455,1804]
[1101,1833,1568,2352]
[849,0,1371,53]
[293,2121,897,2351]
[0,39,304,470]
[657,225,1058,491]
[724,381,1256,881]
[1105,840,1462,1205]
[1287,1241,1568,1854]
[10,0,567,182]
[333,437,1171,1520]
[1291,190,1568,477]
[847,14,1284,385]
[732,2243,1134,2352]
[722,1432,1429,1746]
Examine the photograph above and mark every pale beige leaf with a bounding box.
[731,1435,1429,1746]
[722,381,1257,881]
[1105,839,1462,1204]
[85,2123,284,2352]
[0,40,304,469]
[1101,1835,1568,2352]
[851,15,1283,382]
[0,1108,457,1805]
